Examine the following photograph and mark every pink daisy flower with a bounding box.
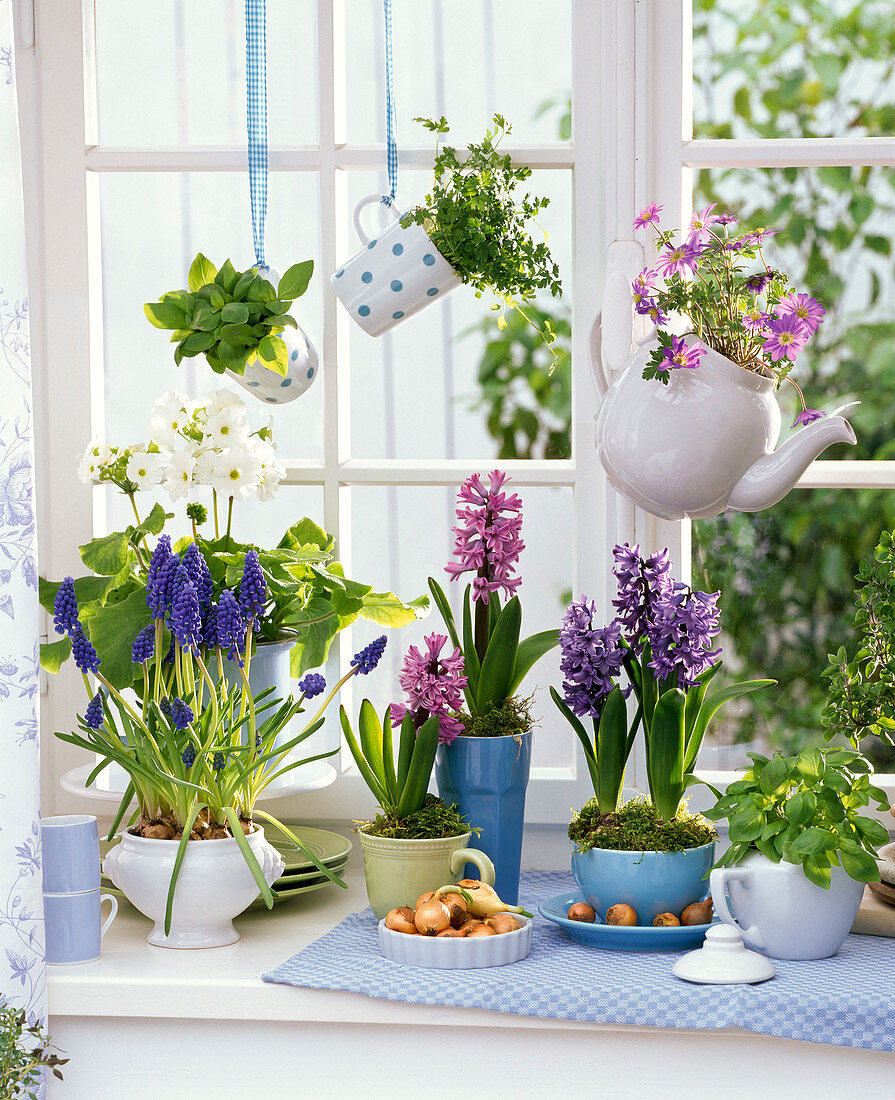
[633,203,663,231]
[776,293,826,336]
[657,240,702,277]
[662,336,705,371]
[688,203,721,241]
[762,315,807,362]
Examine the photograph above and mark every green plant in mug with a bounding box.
[706,746,889,888]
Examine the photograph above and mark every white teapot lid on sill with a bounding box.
[671,924,776,985]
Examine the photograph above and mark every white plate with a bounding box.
[378,915,532,969]
[60,759,337,804]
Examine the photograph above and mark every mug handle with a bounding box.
[353,193,404,246]
[710,866,763,949]
[99,894,119,939]
[450,847,495,887]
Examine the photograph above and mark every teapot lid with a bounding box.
[671,924,776,985]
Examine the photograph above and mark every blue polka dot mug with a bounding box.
[332,194,460,336]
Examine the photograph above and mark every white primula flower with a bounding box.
[77,441,110,484]
[192,445,218,487]
[205,407,250,448]
[210,447,262,502]
[251,439,286,503]
[164,450,197,501]
[205,389,245,418]
[150,390,193,444]
[125,449,166,492]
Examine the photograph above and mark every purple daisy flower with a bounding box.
[632,202,662,231]
[762,314,807,362]
[657,240,702,277]
[793,408,827,428]
[743,271,774,294]
[776,292,826,335]
[390,632,468,745]
[687,203,720,241]
[662,336,705,371]
[742,308,770,333]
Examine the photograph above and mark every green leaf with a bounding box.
[188,253,217,292]
[380,709,398,805]
[427,577,461,651]
[40,636,72,673]
[759,754,790,796]
[39,572,123,614]
[221,302,250,324]
[277,260,314,301]
[840,845,880,883]
[396,711,416,796]
[784,789,816,827]
[728,807,766,843]
[789,826,836,856]
[287,597,340,675]
[340,704,388,808]
[596,684,631,813]
[853,815,889,846]
[278,517,334,554]
[358,591,428,628]
[358,698,388,795]
[79,532,131,576]
[215,259,239,294]
[796,745,825,782]
[256,334,288,376]
[143,301,187,330]
[180,331,215,355]
[475,596,521,712]
[802,855,832,890]
[508,629,559,697]
[395,713,439,818]
[86,588,152,689]
[648,688,686,821]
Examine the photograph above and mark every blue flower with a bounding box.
[71,624,100,674]
[201,603,219,649]
[169,569,203,651]
[131,624,155,664]
[181,742,196,768]
[212,751,227,771]
[147,534,172,590]
[298,672,326,698]
[147,552,181,620]
[182,542,213,608]
[84,690,104,729]
[238,549,266,621]
[169,698,194,730]
[215,590,246,665]
[351,635,387,675]
[53,576,78,635]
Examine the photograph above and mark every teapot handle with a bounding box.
[591,240,656,398]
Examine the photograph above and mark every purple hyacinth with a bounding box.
[351,634,387,675]
[444,469,525,605]
[147,551,181,620]
[182,542,213,608]
[147,535,172,590]
[239,550,266,622]
[131,624,155,665]
[181,742,196,768]
[646,583,721,689]
[212,751,227,771]
[53,576,79,635]
[201,602,219,649]
[71,625,100,675]
[215,590,246,665]
[298,673,326,699]
[389,633,468,745]
[611,543,673,654]
[169,698,194,730]
[168,569,203,652]
[559,598,627,717]
[84,690,104,729]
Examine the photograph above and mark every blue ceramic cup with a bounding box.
[44,890,118,965]
[41,814,100,894]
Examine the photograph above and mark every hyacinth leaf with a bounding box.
[597,684,631,814]
[508,629,559,697]
[686,678,776,772]
[683,662,720,742]
[340,704,388,808]
[639,641,659,728]
[427,577,462,651]
[648,688,686,822]
[395,713,439,818]
[39,637,72,674]
[380,707,398,805]
[476,595,522,712]
[396,711,416,797]
[487,588,502,642]
[550,685,596,768]
[253,810,347,888]
[461,586,481,706]
[358,699,388,793]
[164,803,205,935]
[188,252,217,292]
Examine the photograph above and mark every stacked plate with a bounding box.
[99,824,352,911]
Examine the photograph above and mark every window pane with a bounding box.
[341,170,572,460]
[99,172,324,460]
[693,489,895,771]
[693,0,895,140]
[348,483,574,770]
[693,166,895,445]
[94,0,318,146]
[345,0,572,146]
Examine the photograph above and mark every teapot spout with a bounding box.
[727,415,856,513]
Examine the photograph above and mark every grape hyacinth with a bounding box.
[84,690,104,730]
[215,590,246,664]
[71,625,100,675]
[131,624,155,665]
[181,742,196,768]
[559,600,627,717]
[239,549,266,622]
[298,673,326,699]
[351,634,387,675]
[212,751,227,771]
[182,542,213,608]
[169,570,203,652]
[146,534,172,592]
[390,633,468,745]
[53,576,79,635]
[147,551,181,620]
[169,698,194,730]
[444,469,524,605]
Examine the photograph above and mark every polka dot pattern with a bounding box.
[390,279,403,292]
[392,243,403,255]
[427,287,439,297]
[358,305,371,317]
[361,271,373,284]
[423,253,436,266]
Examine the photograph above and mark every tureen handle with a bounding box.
[592,240,654,398]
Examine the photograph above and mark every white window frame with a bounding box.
[20,0,894,826]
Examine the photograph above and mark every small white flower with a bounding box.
[205,407,250,448]
[251,439,286,502]
[210,447,262,502]
[205,389,246,418]
[77,441,108,484]
[164,450,197,501]
[192,445,218,487]
[150,391,193,444]
[125,450,166,492]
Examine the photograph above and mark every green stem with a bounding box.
[225,496,234,547]
[213,489,220,539]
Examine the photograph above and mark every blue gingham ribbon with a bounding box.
[382,0,398,206]
[246,0,268,269]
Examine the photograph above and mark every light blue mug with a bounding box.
[44,890,118,965]
[41,814,100,894]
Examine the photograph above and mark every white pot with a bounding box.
[593,341,855,520]
[102,826,284,949]
[710,850,865,960]
[228,324,319,405]
[331,194,460,337]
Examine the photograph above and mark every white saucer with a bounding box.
[60,759,337,803]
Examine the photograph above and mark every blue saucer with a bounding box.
[539,889,714,952]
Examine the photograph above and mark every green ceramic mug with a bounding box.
[357,830,495,920]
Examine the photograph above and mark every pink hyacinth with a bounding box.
[445,470,524,605]
[390,633,468,745]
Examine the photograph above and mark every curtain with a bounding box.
[0,0,45,1039]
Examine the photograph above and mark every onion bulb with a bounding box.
[567,902,597,923]
[466,923,497,937]
[434,879,533,919]
[605,903,637,926]
[440,892,470,929]
[653,912,681,927]
[681,899,714,926]
[384,906,418,935]
[486,913,521,935]
[414,898,451,936]
[414,890,436,909]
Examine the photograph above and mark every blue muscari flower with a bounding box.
[238,549,266,622]
[163,636,175,665]
[53,576,79,635]
[212,751,227,771]
[84,690,104,729]
[169,698,194,730]
[182,542,213,609]
[159,697,172,718]
[147,552,181,620]
[169,568,203,652]
[298,672,326,699]
[351,635,387,676]
[201,603,219,650]
[147,535,172,590]
[215,589,246,665]
[181,742,196,768]
[71,624,100,675]
[131,624,155,664]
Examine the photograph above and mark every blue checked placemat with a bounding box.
[263,869,895,1052]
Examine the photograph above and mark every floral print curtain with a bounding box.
[0,0,45,1032]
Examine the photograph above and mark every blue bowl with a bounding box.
[571,842,715,926]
